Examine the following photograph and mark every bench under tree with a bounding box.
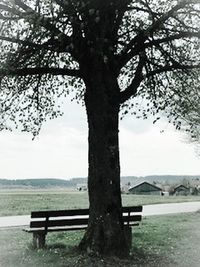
[23,206,143,249]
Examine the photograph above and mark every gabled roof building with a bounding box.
[128,181,162,195]
[173,184,189,196]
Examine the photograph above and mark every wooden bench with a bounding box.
[23,206,143,249]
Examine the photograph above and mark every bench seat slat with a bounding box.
[30,218,89,228]
[124,215,142,222]
[24,225,87,233]
[122,206,143,213]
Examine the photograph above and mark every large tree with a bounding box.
[0,0,200,257]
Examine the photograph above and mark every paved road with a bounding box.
[143,201,200,216]
[0,201,200,228]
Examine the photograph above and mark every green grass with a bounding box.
[0,189,200,216]
[122,193,200,206]
[0,212,199,267]
[0,190,89,216]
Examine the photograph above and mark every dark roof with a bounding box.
[128,181,162,192]
[174,184,189,191]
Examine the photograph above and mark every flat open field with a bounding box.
[0,189,200,216]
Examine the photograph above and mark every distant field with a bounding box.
[0,189,200,216]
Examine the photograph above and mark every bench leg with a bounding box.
[124,226,132,250]
[33,232,46,249]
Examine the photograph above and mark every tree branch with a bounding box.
[144,31,200,49]
[119,0,200,67]
[0,3,17,13]
[146,63,200,78]
[119,53,146,103]
[119,56,200,104]
[144,0,200,36]
[0,67,81,77]
[0,35,44,48]
[0,34,71,53]
[0,0,71,45]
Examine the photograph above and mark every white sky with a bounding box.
[0,98,199,180]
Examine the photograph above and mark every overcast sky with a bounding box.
[0,98,199,180]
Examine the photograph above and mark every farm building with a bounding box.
[191,187,199,196]
[128,182,162,195]
[173,185,189,196]
[77,183,87,191]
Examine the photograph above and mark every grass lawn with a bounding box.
[0,189,200,216]
[0,212,200,267]
[1,189,200,266]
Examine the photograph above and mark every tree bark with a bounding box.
[79,64,130,257]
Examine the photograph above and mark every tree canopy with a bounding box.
[0,0,199,135]
[0,0,200,257]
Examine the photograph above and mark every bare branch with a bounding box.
[0,35,43,47]
[119,0,200,67]
[144,31,200,48]
[0,67,81,77]
[146,63,200,78]
[0,34,71,53]
[0,0,71,44]
[120,53,146,103]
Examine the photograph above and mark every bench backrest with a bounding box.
[30,206,142,230]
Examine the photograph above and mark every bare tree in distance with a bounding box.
[0,0,200,257]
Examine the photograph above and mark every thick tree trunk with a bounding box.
[79,66,130,257]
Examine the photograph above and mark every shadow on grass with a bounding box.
[46,243,67,249]
[26,242,171,267]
